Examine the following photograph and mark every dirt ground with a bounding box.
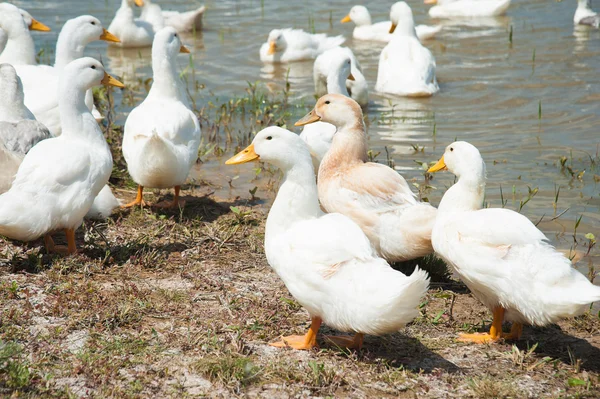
[1,185,599,399]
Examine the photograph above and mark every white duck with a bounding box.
[0,3,50,66]
[296,94,438,263]
[0,58,123,255]
[341,4,441,42]
[15,15,121,136]
[226,126,429,350]
[259,28,345,63]
[108,0,154,48]
[140,0,206,33]
[0,63,51,193]
[428,141,600,343]
[375,2,439,97]
[425,0,511,18]
[575,0,599,27]
[301,48,364,172]
[313,46,368,107]
[0,7,50,54]
[122,27,201,208]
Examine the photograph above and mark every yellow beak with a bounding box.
[134,0,144,6]
[267,41,276,55]
[347,73,355,81]
[100,28,121,43]
[29,18,51,32]
[341,15,352,23]
[101,72,125,89]
[180,45,190,54]
[427,155,447,173]
[424,0,438,4]
[226,143,259,165]
[389,23,397,34]
[295,109,321,126]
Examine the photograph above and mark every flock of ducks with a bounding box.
[0,0,599,352]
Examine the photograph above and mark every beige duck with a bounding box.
[296,94,437,263]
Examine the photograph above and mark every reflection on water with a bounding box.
[11,0,600,272]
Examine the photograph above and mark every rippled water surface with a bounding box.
[13,0,600,271]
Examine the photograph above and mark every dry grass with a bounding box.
[1,193,600,398]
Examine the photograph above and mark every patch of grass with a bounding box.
[194,355,260,389]
[0,340,32,390]
[469,376,517,399]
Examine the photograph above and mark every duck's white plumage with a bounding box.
[0,4,40,66]
[426,0,511,18]
[297,94,437,263]
[85,184,122,220]
[0,64,51,193]
[15,15,119,136]
[575,0,599,27]
[430,141,600,331]
[342,4,441,42]
[140,0,205,33]
[108,0,154,48]
[123,27,201,191]
[376,2,439,97]
[0,58,116,243]
[313,46,368,106]
[227,127,429,347]
[260,28,345,63]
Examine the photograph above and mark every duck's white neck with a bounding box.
[437,165,486,214]
[266,159,322,240]
[148,49,187,103]
[0,26,36,65]
[58,83,103,142]
[326,71,349,96]
[54,29,86,70]
[117,0,135,19]
[393,18,417,39]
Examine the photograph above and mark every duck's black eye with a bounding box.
[91,65,96,69]
[325,100,330,105]
[91,21,96,25]
[174,33,178,37]
[266,136,273,140]
[450,147,454,152]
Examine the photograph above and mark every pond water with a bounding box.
[11,0,600,274]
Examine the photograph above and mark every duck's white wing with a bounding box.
[446,208,546,249]
[12,138,91,191]
[286,213,378,266]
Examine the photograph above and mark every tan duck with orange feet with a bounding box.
[428,141,600,343]
[226,127,429,350]
[122,27,200,209]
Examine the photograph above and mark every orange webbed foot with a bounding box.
[457,332,501,344]
[269,335,318,350]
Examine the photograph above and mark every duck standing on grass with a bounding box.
[295,94,437,263]
[428,141,600,343]
[122,27,201,209]
[0,58,123,255]
[226,126,429,350]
